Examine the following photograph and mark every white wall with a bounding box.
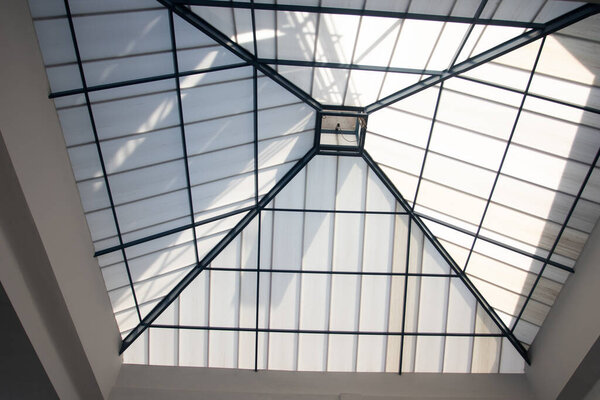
[526,220,600,399]
[111,364,535,399]
[0,0,122,398]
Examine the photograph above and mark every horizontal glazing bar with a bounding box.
[173,0,544,29]
[147,324,505,337]
[414,212,575,273]
[263,207,409,215]
[259,58,444,76]
[94,205,254,256]
[457,75,600,115]
[49,62,250,98]
[205,266,457,277]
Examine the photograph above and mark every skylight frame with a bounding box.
[43,0,600,371]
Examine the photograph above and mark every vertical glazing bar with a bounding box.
[169,10,200,265]
[511,146,600,332]
[63,0,141,320]
[251,0,261,371]
[412,82,444,209]
[463,37,546,273]
[254,211,262,371]
[398,218,411,375]
[309,0,323,98]
[448,0,488,68]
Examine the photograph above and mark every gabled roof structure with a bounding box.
[29,0,600,374]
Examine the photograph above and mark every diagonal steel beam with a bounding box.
[365,4,600,114]
[362,150,530,363]
[173,0,545,29]
[120,147,317,354]
[258,58,444,76]
[158,0,322,111]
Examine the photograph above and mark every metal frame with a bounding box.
[53,0,600,368]
[315,109,368,155]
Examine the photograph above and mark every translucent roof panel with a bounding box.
[29,0,600,374]
[122,155,524,373]
[190,0,565,106]
[365,14,600,348]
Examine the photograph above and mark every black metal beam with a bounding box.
[412,82,444,208]
[320,110,367,118]
[362,150,530,363]
[158,0,322,111]
[457,75,600,116]
[415,211,574,274]
[169,10,200,267]
[94,199,575,275]
[63,0,142,321]
[48,62,249,99]
[258,58,444,76]
[94,205,254,257]
[358,114,368,152]
[254,211,261,371]
[317,149,363,157]
[148,324,505,337]
[365,4,600,114]
[448,0,487,68]
[120,147,318,354]
[172,0,545,29]
[399,217,411,375]
[322,104,365,112]
[250,0,260,371]
[511,145,600,333]
[463,36,546,274]
[263,207,408,215]
[314,110,322,149]
[317,146,362,157]
[204,266,457,278]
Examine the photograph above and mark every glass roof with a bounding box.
[28,0,600,373]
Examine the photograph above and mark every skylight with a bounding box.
[29,0,600,374]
